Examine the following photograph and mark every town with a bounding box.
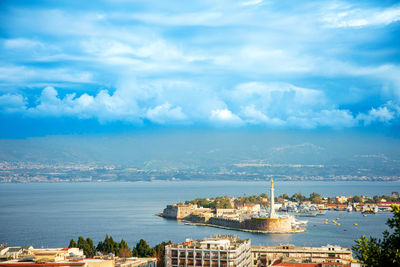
[1,160,399,184]
[0,235,359,267]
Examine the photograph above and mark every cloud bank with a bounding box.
[0,0,400,132]
[2,82,399,129]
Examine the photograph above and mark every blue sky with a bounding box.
[1,0,400,137]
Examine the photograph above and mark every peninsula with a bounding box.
[160,179,305,234]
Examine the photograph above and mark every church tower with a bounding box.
[269,178,277,218]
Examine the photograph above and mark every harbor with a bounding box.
[0,181,396,249]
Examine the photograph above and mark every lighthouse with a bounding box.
[269,178,277,218]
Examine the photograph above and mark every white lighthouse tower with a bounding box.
[269,178,277,218]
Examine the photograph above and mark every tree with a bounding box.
[85,238,96,258]
[153,241,172,267]
[352,195,362,203]
[132,239,153,257]
[96,235,119,255]
[373,195,381,204]
[353,205,400,266]
[76,236,95,258]
[281,193,289,199]
[68,239,78,248]
[118,240,132,258]
[309,192,322,204]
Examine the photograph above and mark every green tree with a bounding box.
[309,192,322,204]
[353,205,400,266]
[153,241,172,267]
[118,240,132,258]
[373,195,381,204]
[281,193,289,199]
[85,238,96,258]
[96,235,119,255]
[76,236,95,258]
[68,239,78,248]
[352,195,362,203]
[132,239,153,257]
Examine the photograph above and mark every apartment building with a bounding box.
[165,236,251,267]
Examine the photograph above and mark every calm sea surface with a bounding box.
[0,181,399,249]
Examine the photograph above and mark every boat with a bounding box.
[361,205,378,214]
[324,222,328,224]
[363,214,368,217]
[346,205,353,212]
[288,216,308,227]
[279,204,318,217]
[362,210,376,214]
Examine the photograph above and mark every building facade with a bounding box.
[251,244,353,267]
[165,236,251,267]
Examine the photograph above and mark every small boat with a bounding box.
[353,223,358,226]
[347,205,353,212]
[337,223,341,226]
[324,222,328,224]
[313,224,317,227]
[344,229,348,231]
[363,214,368,217]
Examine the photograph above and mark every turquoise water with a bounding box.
[0,181,398,249]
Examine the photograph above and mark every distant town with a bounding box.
[1,160,399,183]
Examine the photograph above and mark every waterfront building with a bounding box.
[215,209,236,217]
[164,235,251,267]
[163,204,211,220]
[335,196,348,204]
[251,244,353,267]
[238,204,261,214]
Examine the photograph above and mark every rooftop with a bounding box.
[168,235,249,250]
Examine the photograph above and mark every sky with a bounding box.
[1,0,400,137]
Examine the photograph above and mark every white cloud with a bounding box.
[240,105,284,126]
[210,109,243,126]
[230,82,325,117]
[240,0,263,7]
[0,94,26,113]
[146,103,188,124]
[357,105,396,125]
[312,109,356,128]
[0,66,93,84]
[4,38,45,49]
[322,5,400,28]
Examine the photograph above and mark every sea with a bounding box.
[0,181,399,250]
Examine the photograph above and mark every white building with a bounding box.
[165,236,251,267]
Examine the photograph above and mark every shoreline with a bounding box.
[183,220,306,234]
[156,214,306,234]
